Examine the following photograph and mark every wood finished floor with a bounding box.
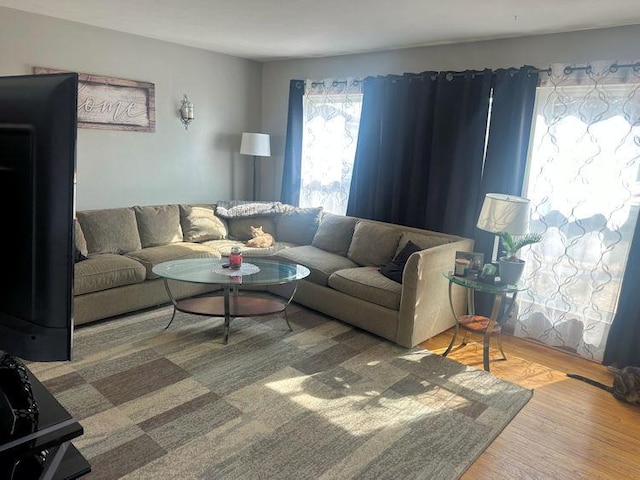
[421,330,640,479]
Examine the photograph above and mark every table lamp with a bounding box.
[476,193,531,262]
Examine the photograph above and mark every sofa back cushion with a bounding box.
[77,208,142,255]
[347,221,402,266]
[180,204,227,242]
[134,205,183,248]
[228,216,276,241]
[276,207,323,245]
[311,214,357,256]
[395,231,454,255]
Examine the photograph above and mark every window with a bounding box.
[517,63,640,360]
[299,79,363,215]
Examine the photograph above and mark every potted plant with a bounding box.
[497,231,542,285]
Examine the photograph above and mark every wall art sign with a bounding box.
[34,67,155,132]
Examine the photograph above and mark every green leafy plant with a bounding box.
[498,231,543,261]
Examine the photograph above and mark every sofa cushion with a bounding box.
[274,245,358,285]
[396,231,453,255]
[276,207,323,245]
[228,216,276,241]
[74,254,146,295]
[77,208,142,255]
[380,240,422,283]
[134,205,183,248]
[179,204,227,242]
[311,214,358,256]
[126,243,221,279]
[347,221,401,267]
[328,267,402,310]
[202,239,296,257]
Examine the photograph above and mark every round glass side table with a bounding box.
[442,272,526,372]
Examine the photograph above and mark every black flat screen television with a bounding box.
[0,73,78,362]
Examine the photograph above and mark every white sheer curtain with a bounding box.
[517,61,640,361]
[300,78,363,214]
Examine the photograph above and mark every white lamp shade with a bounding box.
[477,193,531,235]
[240,132,271,157]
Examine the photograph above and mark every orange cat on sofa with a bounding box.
[246,225,274,248]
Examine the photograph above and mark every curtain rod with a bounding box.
[308,62,640,88]
[528,61,640,76]
[310,79,362,88]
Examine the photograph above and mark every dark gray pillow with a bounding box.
[379,240,422,283]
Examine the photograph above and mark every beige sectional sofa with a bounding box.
[73,202,473,347]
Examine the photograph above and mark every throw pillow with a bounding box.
[77,208,142,255]
[276,207,323,245]
[347,221,402,266]
[379,240,422,283]
[180,204,227,242]
[311,214,358,255]
[134,205,184,248]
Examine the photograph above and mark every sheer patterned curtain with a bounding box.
[517,61,640,361]
[300,78,363,214]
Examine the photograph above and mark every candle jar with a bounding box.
[229,246,243,270]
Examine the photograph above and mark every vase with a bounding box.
[499,257,525,285]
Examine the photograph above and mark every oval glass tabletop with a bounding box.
[152,258,310,286]
[442,271,526,294]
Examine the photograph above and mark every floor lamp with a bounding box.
[240,132,271,201]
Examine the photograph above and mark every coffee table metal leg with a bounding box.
[162,278,178,330]
[223,286,231,345]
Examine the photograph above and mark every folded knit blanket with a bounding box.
[215,201,293,218]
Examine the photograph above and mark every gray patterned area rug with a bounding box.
[31,304,532,480]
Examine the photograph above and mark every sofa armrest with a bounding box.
[396,238,474,347]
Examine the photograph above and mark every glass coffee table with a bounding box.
[152,258,310,344]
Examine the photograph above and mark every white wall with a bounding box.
[261,25,640,200]
[0,7,262,210]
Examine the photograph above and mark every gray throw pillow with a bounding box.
[347,221,402,266]
[180,204,227,242]
[311,214,358,256]
[77,208,142,255]
[134,205,183,248]
[276,207,323,245]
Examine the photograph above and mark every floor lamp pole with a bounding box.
[252,155,257,201]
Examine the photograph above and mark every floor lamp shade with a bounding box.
[477,193,531,235]
[240,133,271,201]
[240,133,271,157]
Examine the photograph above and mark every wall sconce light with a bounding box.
[179,94,194,130]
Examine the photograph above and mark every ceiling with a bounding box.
[1,0,639,61]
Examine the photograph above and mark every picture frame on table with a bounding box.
[454,251,484,278]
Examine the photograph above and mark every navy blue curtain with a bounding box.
[347,70,492,238]
[473,67,539,316]
[603,211,640,367]
[280,79,304,206]
[474,67,540,264]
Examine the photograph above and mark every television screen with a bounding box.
[0,73,77,361]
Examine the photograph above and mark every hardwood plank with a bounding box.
[421,329,640,479]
